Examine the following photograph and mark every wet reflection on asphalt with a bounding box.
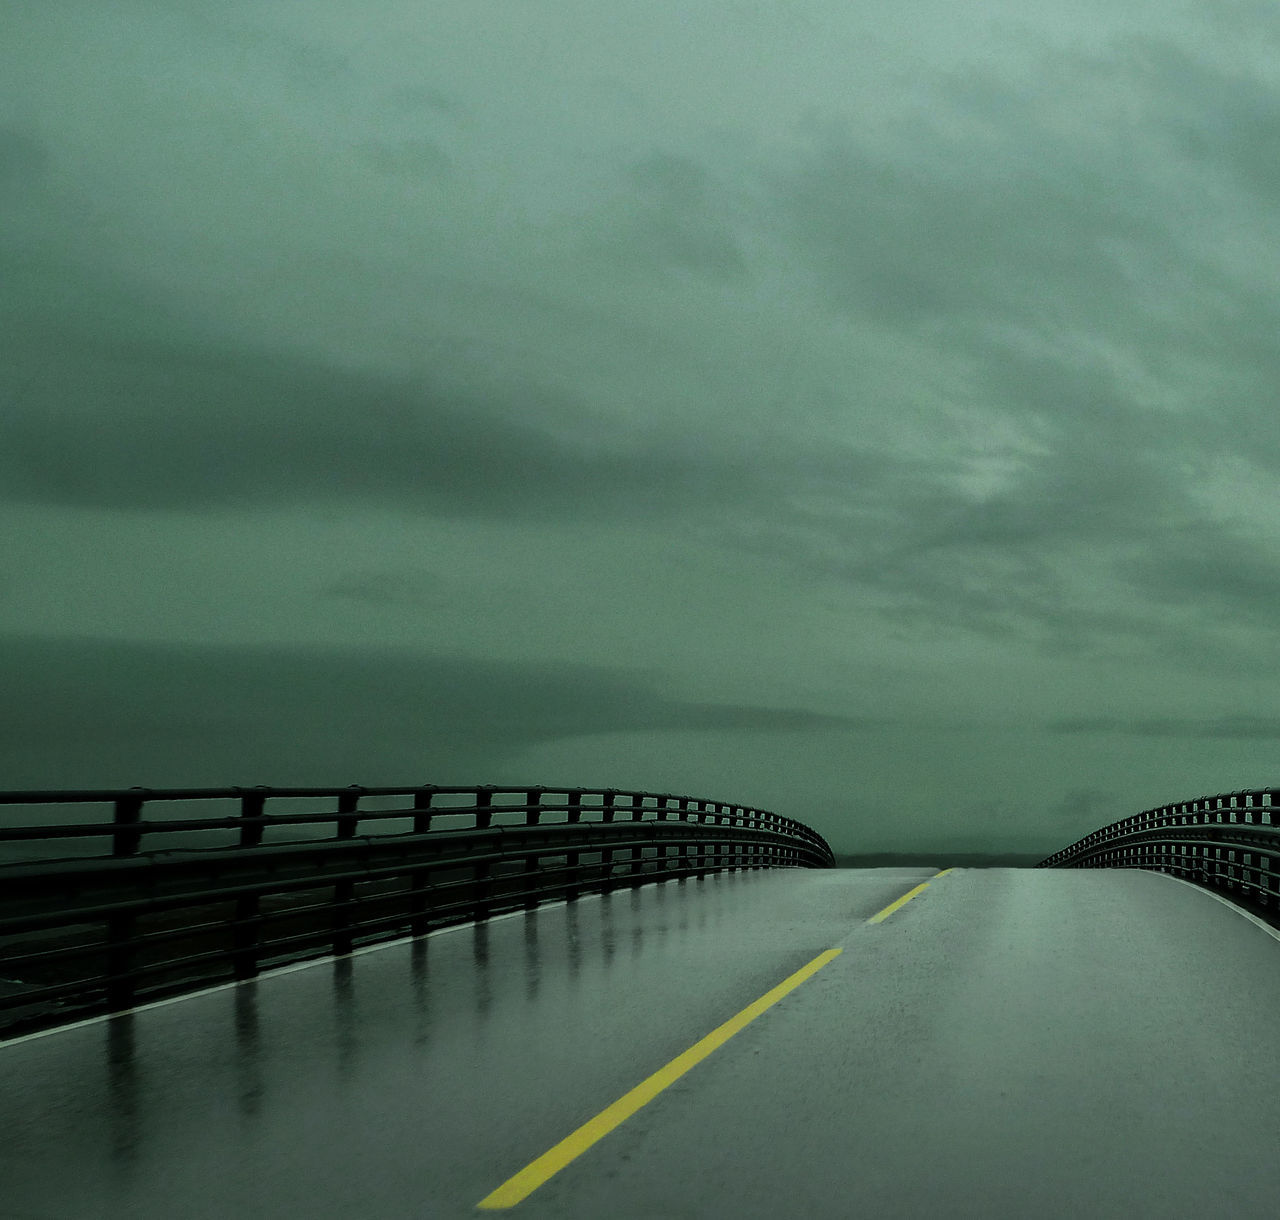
[0,868,933,1219]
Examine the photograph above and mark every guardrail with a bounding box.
[0,783,833,1035]
[1037,787,1280,910]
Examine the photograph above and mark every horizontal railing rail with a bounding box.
[1037,786,1280,911]
[0,783,833,1035]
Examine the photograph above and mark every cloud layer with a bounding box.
[5,2,1280,850]
[0,634,859,790]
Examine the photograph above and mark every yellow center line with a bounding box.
[867,881,929,923]
[476,946,843,1210]
[866,867,951,924]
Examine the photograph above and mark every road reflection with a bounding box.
[409,936,431,1047]
[234,983,263,1121]
[523,914,540,1003]
[471,921,493,1026]
[105,1013,139,1179]
[333,956,357,1078]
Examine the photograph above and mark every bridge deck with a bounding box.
[4,867,1280,1218]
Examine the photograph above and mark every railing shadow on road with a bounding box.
[0,782,834,1036]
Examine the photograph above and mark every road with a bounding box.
[4,866,1280,1218]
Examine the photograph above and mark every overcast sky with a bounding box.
[4,1,1280,855]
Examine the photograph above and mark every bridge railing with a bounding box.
[1037,786,1280,910]
[0,783,833,1035]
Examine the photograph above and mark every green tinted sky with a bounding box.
[4,1,1280,854]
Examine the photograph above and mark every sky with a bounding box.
[3,0,1280,856]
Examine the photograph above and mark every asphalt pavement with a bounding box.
[3,866,1280,1219]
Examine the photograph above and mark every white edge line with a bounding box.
[1154,871,1280,944]
[0,893,601,1050]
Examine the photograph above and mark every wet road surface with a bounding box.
[4,867,1280,1218]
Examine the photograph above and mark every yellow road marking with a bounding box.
[476,947,843,1209]
[867,881,931,923]
[867,867,953,925]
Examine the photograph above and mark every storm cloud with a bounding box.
[0,635,860,790]
[5,2,1280,852]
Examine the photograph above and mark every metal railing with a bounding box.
[1038,787,1280,910]
[0,783,833,1034]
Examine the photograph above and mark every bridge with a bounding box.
[4,785,1280,1216]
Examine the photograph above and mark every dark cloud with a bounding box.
[281,39,351,89]
[356,137,452,179]
[593,151,748,280]
[702,62,1280,658]
[389,85,460,117]
[322,570,445,609]
[756,49,1280,458]
[1125,38,1280,207]
[1122,536,1280,625]
[8,5,1280,856]
[0,634,863,789]
[0,253,918,534]
[0,291,780,518]
[1047,716,1280,739]
[710,424,1231,652]
[929,44,1280,462]
[768,112,1160,331]
[22,232,1238,659]
[0,129,47,186]
[6,47,1274,670]
[1045,788,1120,830]
[6,260,1241,665]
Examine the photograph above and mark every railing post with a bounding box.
[112,790,145,857]
[521,790,543,908]
[471,789,496,921]
[238,788,267,848]
[407,787,436,934]
[474,854,492,923]
[333,788,361,955]
[409,863,433,936]
[233,892,260,980]
[336,787,361,840]
[107,790,145,1005]
[413,787,435,834]
[231,789,267,979]
[602,791,616,824]
[106,910,135,1012]
[563,791,583,901]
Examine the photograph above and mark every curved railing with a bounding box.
[1038,786,1280,910]
[0,783,833,1035]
